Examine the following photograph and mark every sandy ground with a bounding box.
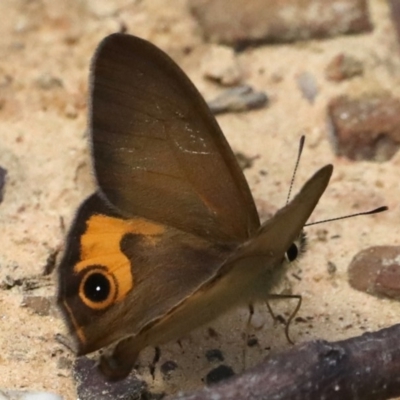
[1,0,400,399]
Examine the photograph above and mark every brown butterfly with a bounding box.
[57,33,333,380]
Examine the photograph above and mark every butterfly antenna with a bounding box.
[305,206,388,227]
[286,135,305,204]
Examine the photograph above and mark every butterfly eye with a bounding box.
[79,267,117,310]
[285,232,307,262]
[285,243,299,262]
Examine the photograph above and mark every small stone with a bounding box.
[348,246,400,300]
[275,315,286,325]
[297,72,318,104]
[388,0,400,47]
[207,327,219,338]
[160,360,178,376]
[313,274,324,283]
[201,45,242,86]
[316,229,328,242]
[0,275,21,290]
[0,390,62,400]
[86,0,127,18]
[14,17,35,33]
[327,93,400,161]
[325,53,364,82]
[64,104,78,119]
[189,0,372,47]
[235,152,257,171]
[208,85,268,114]
[0,75,12,88]
[21,296,53,316]
[0,166,7,203]
[247,336,259,347]
[141,392,164,400]
[74,357,146,400]
[57,356,72,370]
[205,349,224,363]
[327,261,337,275]
[205,365,235,385]
[249,308,266,329]
[35,73,63,90]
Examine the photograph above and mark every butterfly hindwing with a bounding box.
[99,165,333,379]
[57,193,236,355]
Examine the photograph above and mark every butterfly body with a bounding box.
[57,33,333,380]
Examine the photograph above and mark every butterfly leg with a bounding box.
[266,294,302,344]
[265,299,277,320]
[241,303,255,371]
[99,335,144,381]
[247,303,255,326]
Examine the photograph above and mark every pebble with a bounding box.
[0,390,62,400]
[201,45,242,86]
[189,0,372,47]
[85,0,128,18]
[247,336,259,347]
[205,365,235,385]
[325,53,364,82]
[205,349,224,363]
[388,0,400,46]
[0,166,7,203]
[235,152,257,171]
[207,85,268,114]
[249,308,266,330]
[348,246,400,300]
[160,360,178,376]
[297,72,318,104]
[327,93,400,161]
[21,296,54,317]
[73,356,146,400]
[35,73,63,90]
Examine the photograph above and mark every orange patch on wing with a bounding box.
[74,215,165,302]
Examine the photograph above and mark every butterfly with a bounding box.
[57,33,333,380]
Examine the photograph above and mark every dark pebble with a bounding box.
[160,360,178,375]
[205,365,235,385]
[74,357,146,400]
[247,336,258,347]
[205,349,224,362]
[0,166,7,203]
[208,85,268,114]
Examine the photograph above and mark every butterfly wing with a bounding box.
[57,193,235,357]
[58,33,260,359]
[90,33,260,243]
[100,165,333,380]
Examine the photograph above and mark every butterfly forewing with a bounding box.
[90,34,260,243]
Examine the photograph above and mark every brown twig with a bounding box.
[168,323,400,400]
